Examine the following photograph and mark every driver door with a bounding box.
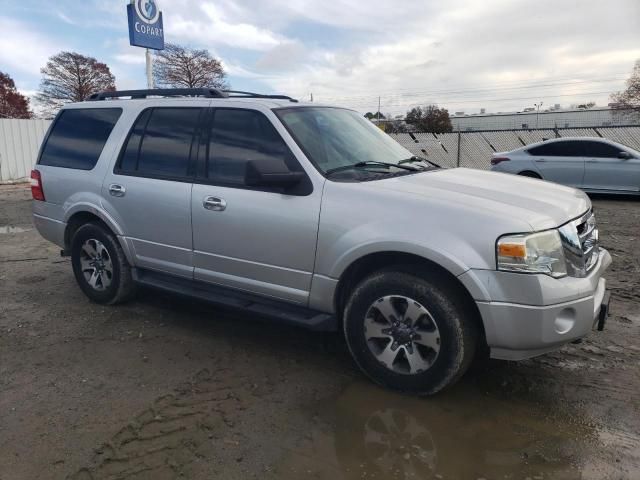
[191,107,322,305]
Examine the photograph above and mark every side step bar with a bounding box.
[132,268,337,332]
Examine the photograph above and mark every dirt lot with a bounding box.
[0,184,638,480]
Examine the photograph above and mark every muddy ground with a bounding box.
[0,184,638,480]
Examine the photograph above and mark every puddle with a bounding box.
[0,226,30,234]
[272,381,620,480]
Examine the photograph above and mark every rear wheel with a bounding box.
[343,270,477,395]
[71,223,135,305]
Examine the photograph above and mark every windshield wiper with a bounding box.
[399,156,441,169]
[325,161,420,176]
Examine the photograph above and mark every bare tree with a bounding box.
[611,60,640,108]
[0,71,32,119]
[36,52,115,117]
[153,44,228,89]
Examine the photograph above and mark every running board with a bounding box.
[132,268,337,332]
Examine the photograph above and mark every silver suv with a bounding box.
[32,88,611,395]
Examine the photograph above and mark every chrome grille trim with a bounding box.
[559,210,600,278]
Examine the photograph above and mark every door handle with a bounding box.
[535,158,547,163]
[203,196,227,211]
[586,159,598,163]
[109,184,126,197]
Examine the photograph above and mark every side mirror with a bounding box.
[245,159,305,189]
[618,151,633,160]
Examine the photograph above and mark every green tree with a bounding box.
[364,111,385,120]
[405,105,452,133]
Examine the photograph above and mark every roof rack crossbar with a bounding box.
[86,88,299,103]
[87,88,229,101]
[223,90,299,102]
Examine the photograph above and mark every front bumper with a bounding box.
[461,248,612,361]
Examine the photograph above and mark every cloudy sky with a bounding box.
[1,0,638,116]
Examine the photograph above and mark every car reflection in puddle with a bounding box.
[273,380,606,479]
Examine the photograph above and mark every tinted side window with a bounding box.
[118,108,202,178]
[207,109,299,186]
[39,108,122,170]
[119,109,151,172]
[528,141,583,157]
[581,141,621,158]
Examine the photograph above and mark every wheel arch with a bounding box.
[518,170,542,179]
[64,206,134,264]
[332,251,486,349]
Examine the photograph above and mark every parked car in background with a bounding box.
[32,89,611,395]
[490,137,640,195]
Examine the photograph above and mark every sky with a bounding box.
[0,0,639,116]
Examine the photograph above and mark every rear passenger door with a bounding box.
[581,140,640,193]
[191,107,322,305]
[527,141,586,188]
[102,105,206,278]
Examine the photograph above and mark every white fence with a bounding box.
[1,119,640,183]
[0,119,51,183]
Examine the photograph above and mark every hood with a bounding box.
[376,168,590,231]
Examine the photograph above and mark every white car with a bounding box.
[490,137,640,195]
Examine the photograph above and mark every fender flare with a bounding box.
[63,202,134,264]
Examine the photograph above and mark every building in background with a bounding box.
[450,106,640,131]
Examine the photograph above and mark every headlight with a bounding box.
[497,230,567,278]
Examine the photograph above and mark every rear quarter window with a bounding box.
[38,108,122,170]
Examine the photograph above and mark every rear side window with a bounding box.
[117,107,202,178]
[207,108,299,186]
[39,108,122,170]
[528,141,583,157]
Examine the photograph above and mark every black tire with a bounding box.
[343,270,478,395]
[71,222,136,305]
[518,171,542,179]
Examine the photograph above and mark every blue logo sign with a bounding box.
[127,0,164,50]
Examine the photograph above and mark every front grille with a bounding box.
[559,210,600,277]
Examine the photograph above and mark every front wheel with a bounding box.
[343,271,478,395]
[71,223,136,305]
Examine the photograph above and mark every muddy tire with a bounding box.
[343,270,477,395]
[71,222,136,305]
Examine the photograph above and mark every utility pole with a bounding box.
[534,102,543,128]
[377,96,381,123]
[310,93,313,102]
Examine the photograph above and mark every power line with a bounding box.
[317,76,627,103]
[326,91,617,110]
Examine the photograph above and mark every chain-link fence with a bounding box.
[389,125,640,170]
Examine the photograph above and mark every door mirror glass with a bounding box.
[245,159,305,189]
[618,151,633,160]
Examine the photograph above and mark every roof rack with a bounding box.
[87,88,228,101]
[86,88,298,102]
[224,90,299,102]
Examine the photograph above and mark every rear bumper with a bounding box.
[465,248,612,361]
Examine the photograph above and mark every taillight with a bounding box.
[491,157,510,166]
[30,169,45,201]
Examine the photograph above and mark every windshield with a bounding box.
[275,107,416,175]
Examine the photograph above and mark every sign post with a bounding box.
[127,0,165,89]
